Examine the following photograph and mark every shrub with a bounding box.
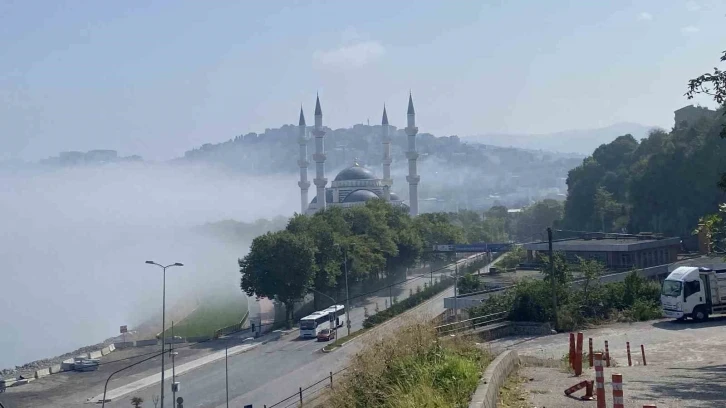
[363,277,455,328]
[326,322,491,407]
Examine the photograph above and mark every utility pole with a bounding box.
[454,253,459,322]
[344,247,351,336]
[547,227,557,330]
[225,346,229,408]
[430,262,433,286]
[170,321,177,405]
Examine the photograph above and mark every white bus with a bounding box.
[299,305,346,338]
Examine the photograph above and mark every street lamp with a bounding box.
[145,260,183,408]
[334,243,353,336]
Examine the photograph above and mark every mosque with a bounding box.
[296,94,420,217]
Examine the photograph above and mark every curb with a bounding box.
[469,350,520,408]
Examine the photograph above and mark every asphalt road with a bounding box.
[100,263,461,408]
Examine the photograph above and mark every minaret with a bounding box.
[381,105,392,201]
[312,94,328,211]
[297,107,310,213]
[405,93,420,216]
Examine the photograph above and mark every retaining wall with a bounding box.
[114,341,134,349]
[135,339,158,347]
[468,350,520,408]
[464,322,554,342]
[187,335,213,343]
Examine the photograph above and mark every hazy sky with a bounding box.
[1,0,725,161]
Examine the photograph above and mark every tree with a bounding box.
[687,48,726,189]
[131,396,144,408]
[414,213,465,263]
[239,230,316,327]
[458,273,483,295]
[152,395,159,408]
[593,186,620,232]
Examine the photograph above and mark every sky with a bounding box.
[1,0,725,162]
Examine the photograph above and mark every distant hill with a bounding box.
[465,123,657,155]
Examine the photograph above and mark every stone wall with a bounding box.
[468,350,520,408]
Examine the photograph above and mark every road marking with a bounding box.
[90,342,260,403]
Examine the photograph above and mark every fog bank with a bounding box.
[0,162,298,368]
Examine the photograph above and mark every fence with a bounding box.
[265,366,350,408]
[214,310,251,339]
[434,310,509,336]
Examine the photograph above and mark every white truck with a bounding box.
[661,266,726,321]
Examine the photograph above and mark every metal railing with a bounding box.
[434,311,509,336]
[265,366,349,408]
[214,310,250,338]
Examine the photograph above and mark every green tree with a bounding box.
[686,49,726,141]
[513,199,564,241]
[239,230,316,327]
[130,396,144,408]
[414,213,466,263]
[593,186,620,232]
[457,273,483,295]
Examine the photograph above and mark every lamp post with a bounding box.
[145,260,183,408]
[334,243,353,336]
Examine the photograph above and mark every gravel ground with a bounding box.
[487,317,726,408]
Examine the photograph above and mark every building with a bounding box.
[522,234,681,270]
[674,105,717,127]
[297,94,420,216]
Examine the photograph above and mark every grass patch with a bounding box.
[161,293,249,338]
[322,328,369,352]
[498,371,530,408]
[326,321,491,408]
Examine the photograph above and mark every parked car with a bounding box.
[317,328,335,342]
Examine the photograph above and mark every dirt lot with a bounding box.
[488,317,726,407]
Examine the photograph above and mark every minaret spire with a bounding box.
[297,107,310,213]
[381,104,392,201]
[312,94,327,211]
[405,93,420,216]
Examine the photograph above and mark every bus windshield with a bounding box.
[300,319,316,330]
[662,280,682,297]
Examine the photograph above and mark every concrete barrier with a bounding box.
[89,350,103,359]
[34,367,50,379]
[164,337,185,344]
[469,350,520,408]
[1,379,17,388]
[76,352,90,359]
[61,358,75,371]
[49,364,63,374]
[114,341,134,349]
[135,339,158,347]
[101,346,111,355]
[108,343,116,352]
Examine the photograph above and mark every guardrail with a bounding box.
[434,311,509,336]
[214,309,250,339]
[265,366,349,408]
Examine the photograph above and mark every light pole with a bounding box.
[170,321,179,404]
[334,243,353,336]
[145,260,183,408]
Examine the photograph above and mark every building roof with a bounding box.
[522,236,682,253]
[342,189,380,203]
[390,192,401,201]
[334,163,377,181]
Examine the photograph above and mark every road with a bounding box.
[97,259,472,408]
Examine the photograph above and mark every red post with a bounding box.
[569,333,576,369]
[594,353,606,408]
[643,405,657,408]
[588,337,594,368]
[605,340,611,367]
[627,342,632,367]
[641,344,647,366]
[612,373,624,408]
[575,332,584,375]
[581,380,595,400]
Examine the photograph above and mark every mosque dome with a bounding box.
[389,192,401,201]
[342,189,380,203]
[334,162,377,181]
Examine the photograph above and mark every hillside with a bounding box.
[560,107,725,237]
[465,122,655,155]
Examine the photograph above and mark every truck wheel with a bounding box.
[692,307,708,321]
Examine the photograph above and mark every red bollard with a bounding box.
[594,353,606,408]
[575,332,584,376]
[641,344,647,366]
[569,333,576,369]
[581,380,595,400]
[612,373,624,408]
[564,380,589,396]
[627,342,632,367]
[605,340,611,367]
[643,405,657,408]
[588,338,594,368]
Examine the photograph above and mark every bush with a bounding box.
[363,277,455,328]
[327,322,491,407]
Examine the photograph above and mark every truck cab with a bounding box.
[661,266,726,321]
